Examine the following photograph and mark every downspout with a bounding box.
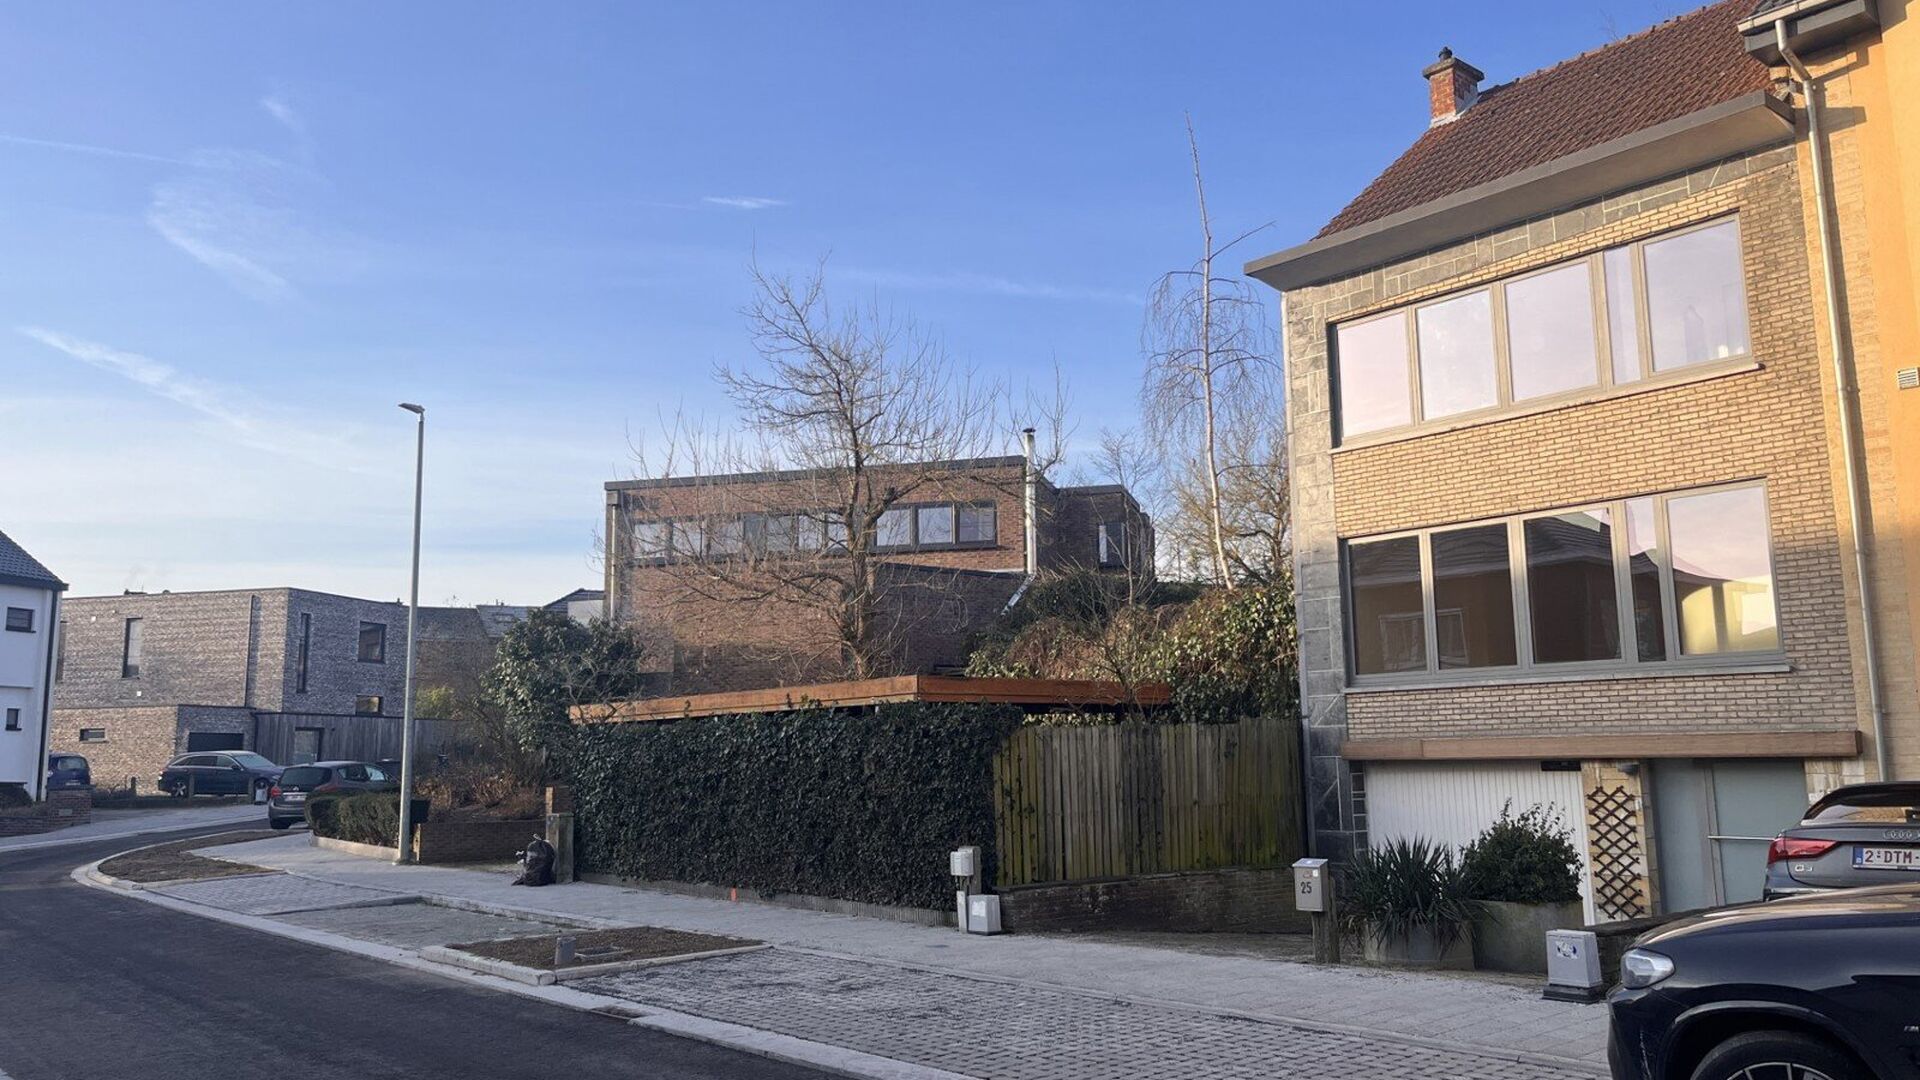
[1778,20,1892,781]
[33,591,60,803]
[1004,428,1040,612]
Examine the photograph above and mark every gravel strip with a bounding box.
[451,926,759,970]
[97,830,283,883]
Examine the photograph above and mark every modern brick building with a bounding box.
[1248,0,1914,920]
[0,529,66,801]
[603,455,1153,693]
[47,587,540,790]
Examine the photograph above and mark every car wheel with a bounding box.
[1691,1031,1865,1080]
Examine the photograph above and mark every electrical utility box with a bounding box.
[1542,929,1604,1002]
[966,894,1003,934]
[1292,858,1330,913]
[950,846,979,879]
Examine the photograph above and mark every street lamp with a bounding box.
[396,402,425,863]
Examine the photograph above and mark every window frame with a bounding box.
[1340,479,1782,687]
[4,708,19,731]
[4,606,33,633]
[1330,214,1751,445]
[632,500,1002,563]
[121,617,143,679]
[78,727,107,743]
[295,612,311,694]
[354,694,384,716]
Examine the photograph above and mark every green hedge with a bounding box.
[571,703,1023,910]
[307,791,401,846]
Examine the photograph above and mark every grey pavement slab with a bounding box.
[279,903,575,949]
[208,836,1611,1067]
[579,950,1588,1080]
[150,872,408,915]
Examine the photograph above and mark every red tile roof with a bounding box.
[1317,0,1774,239]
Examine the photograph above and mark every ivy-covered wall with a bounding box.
[571,703,1024,910]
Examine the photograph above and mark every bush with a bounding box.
[572,703,1023,910]
[483,610,653,780]
[1158,584,1298,723]
[1341,837,1478,949]
[1461,803,1583,905]
[0,783,31,811]
[307,791,402,846]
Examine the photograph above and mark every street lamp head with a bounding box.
[398,402,425,416]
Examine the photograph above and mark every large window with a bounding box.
[1343,481,1778,680]
[632,500,998,563]
[357,621,386,664]
[295,612,311,694]
[121,617,143,679]
[1332,217,1751,442]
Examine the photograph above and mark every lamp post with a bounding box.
[395,402,425,863]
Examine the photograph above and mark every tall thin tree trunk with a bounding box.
[1188,116,1233,589]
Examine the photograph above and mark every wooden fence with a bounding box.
[991,717,1303,888]
[253,711,474,765]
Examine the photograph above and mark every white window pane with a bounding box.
[674,519,705,557]
[1335,314,1412,437]
[1668,487,1777,654]
[1604,247,1642,384]
[877,508,912,548]
[917,504,955,545]
[632,520,669,559]
[957,504,995,544]
[1507,263,1598,401]
[1417,290,1498,419]
[710,518,745,555]
[1645,221,1750,371]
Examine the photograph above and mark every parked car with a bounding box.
[266,760,398,830]
[1608,885,1920,1080]
[158,751,282,798]
[1762,781,1920,900]
[46,753,91,790]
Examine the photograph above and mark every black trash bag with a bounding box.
[512,835,555,887]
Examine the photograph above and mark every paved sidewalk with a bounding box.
[202,836,1610,1071]
[0,803,262,852]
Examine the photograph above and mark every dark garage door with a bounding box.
[185,732,245,752]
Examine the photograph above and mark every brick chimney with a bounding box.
[1422,47,1483,126]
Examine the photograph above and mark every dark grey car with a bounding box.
[266,760,398,829]
[1762,781,1920,900]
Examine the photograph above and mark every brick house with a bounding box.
[47,587,532,790]
[1248,0,1914,919]
[603,455,1154,693]
[0,529,66,801]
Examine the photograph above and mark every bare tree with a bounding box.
[1141,114,1279,588]
[627,261,1060,685]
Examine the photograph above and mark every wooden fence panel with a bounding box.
[990,717,1303,889]
[253,712,474,766]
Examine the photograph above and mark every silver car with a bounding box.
[1762,781,1920,899]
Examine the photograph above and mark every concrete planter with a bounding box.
[1360,923,1474,970]
[1471,899,1585,974]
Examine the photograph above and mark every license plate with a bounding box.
[283,792,307,803]
[1853,846,1920,870]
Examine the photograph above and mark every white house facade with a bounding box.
[0,529,66,801]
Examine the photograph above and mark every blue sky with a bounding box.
[0,1,1696,603]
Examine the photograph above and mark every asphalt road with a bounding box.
[0,826,824,1080]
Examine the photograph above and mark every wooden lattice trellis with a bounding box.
[1586,785,1649,921]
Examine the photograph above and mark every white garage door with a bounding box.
[1365,761,1595,924]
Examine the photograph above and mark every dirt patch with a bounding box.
[450,926,759,970]
[97,830,282,883]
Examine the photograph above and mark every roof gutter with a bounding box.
[1244,91,1793,292]
[1774,17,1891,781]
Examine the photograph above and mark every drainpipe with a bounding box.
[1004,428,1040,612]
[1778,20,1891,781]
[33,591,60,803]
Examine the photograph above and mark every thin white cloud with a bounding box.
[260,95,304,137]
[0,132,199,167]
[701,196,788,210]
[837,266,1143,306]
[146,148,312,300]
[17,327,371,471]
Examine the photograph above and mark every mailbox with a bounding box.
[950,846,980,879]
[1293,858,1330,913]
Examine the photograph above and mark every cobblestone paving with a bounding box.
[279,902,573,948]
[578,950,1595,1080]
[151,872,408,915]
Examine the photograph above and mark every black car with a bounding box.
[1608,885,1920,1080]
[46,753,91,790]
[158,751,282,798]
[266,761,398,829]
[1763,782,1920,900]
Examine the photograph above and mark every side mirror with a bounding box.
[231,764,244,771]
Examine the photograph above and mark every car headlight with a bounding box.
[1620,948,1675,989]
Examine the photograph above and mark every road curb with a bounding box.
[72,856,977,1080]
[0,809,263,854]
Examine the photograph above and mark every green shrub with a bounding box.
[307,791,402,846]
[571,703,1023,910]
[1159,584,1298,723]
[1461,803,1583,905]
[1340,837,1478,949]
